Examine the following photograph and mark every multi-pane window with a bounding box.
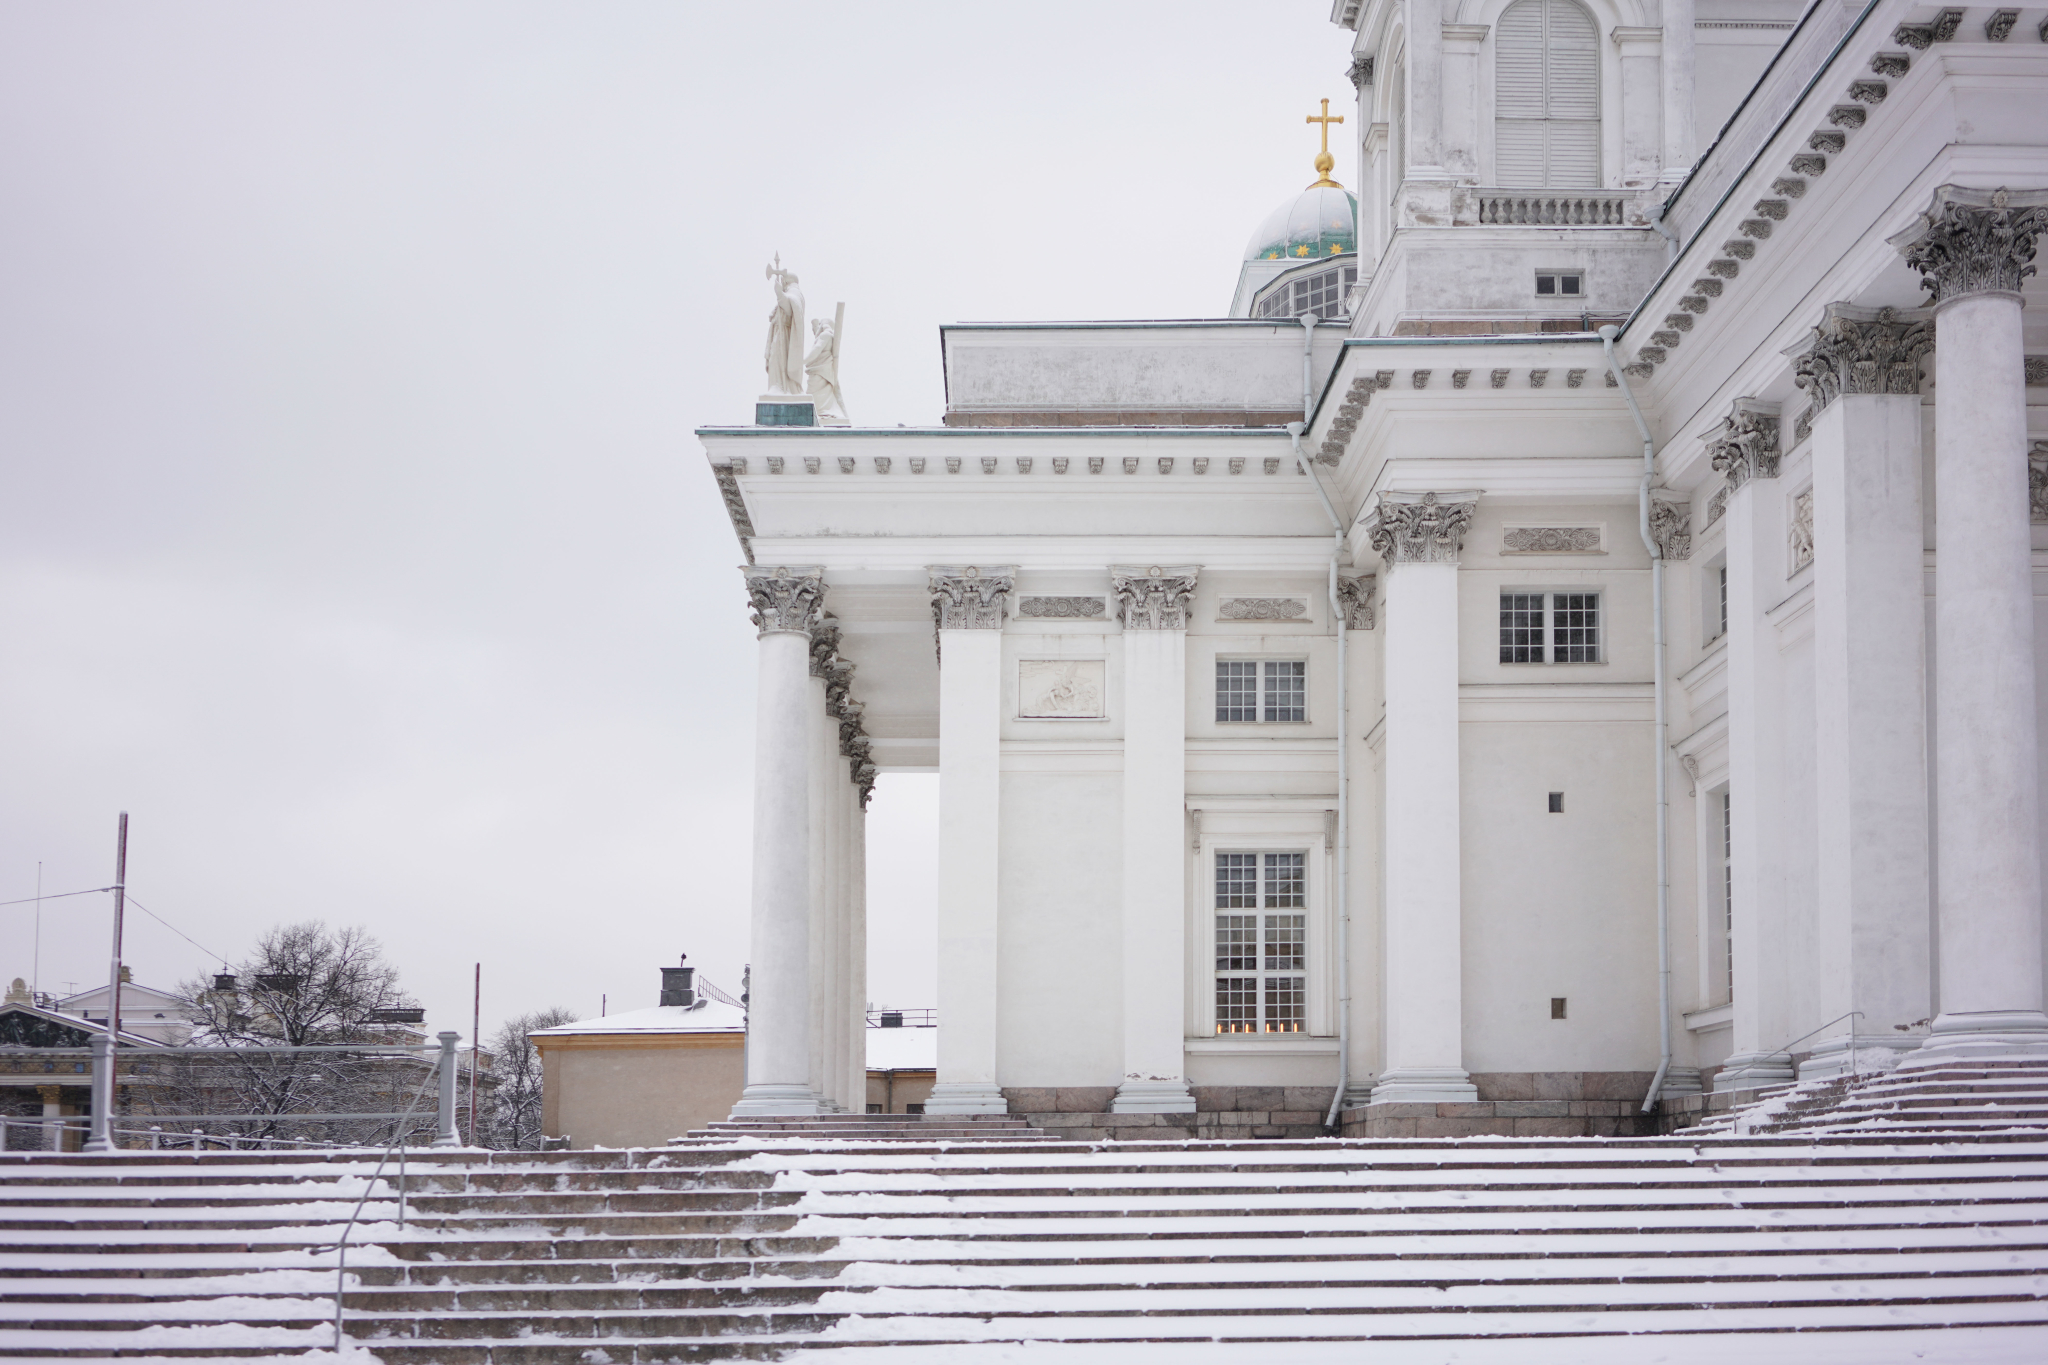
[1255,265,1360,319]
[1498,592,1600,664]
[1214,852,1307,1034]
[1216,660,1306,722]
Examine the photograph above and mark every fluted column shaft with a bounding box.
[1894,186,2048,1051]
[733,567,826,1115]
[1368,494,1480,1104]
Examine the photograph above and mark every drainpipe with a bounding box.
[1288,420,1351,1131]
[1645,203,1680,263]
[1598,326,1673,1116]
[1299,314,1319,421]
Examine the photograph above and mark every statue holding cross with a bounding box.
[1305,98,1345,190]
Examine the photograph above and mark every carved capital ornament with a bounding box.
[1336,574,1377,629]
[1789,302,1934,412]
[1649,494,1692,561]
[1889,185,2048,306]
[743,565,827,638]
[1367,492,1479,567]
[928,565,1016,631]
[1701,400,1781,488]
[1111,566,1201,630]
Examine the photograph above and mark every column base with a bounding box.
[1897,1010,2048,1065]
[730,1083,824,1117]
[1714,1051,1796,1091]
[924,1082,1010,1115]
[1112,1079,1195,1113]
[1658,1066,1705,1096]
[1796,1034,1921,1082]
[1369,1067,1477,1105]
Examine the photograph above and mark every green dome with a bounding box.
[1244,185,1358,263]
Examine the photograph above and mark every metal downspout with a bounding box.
[1288,419,1351,1132]
[1598,326,1673,1116]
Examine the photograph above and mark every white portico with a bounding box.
[704,0,2048,1136]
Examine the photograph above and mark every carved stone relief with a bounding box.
[2030,442,2048,523]
[1112,567,1200,630]
[1789,488,1815,573]
[1705,485,1731,530]
[1218,597,1308,621]
[1018,659,1106,718]
[1501,526,1603,554]
[1018,595,1106,619]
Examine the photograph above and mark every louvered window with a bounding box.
[1495,0,1600,188]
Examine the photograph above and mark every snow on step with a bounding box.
[2,1138,2047,1359]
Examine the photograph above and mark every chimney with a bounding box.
[659,955,696,1008]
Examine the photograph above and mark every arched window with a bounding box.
[1494,0,1599,187]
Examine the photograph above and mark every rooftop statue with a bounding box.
[763,254,805,396]
[805,303,848,422]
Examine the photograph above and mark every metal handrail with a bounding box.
[330,1038,457,1350]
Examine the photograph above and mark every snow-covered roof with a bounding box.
[865,1025,936,1071]
[527,999,746,1038]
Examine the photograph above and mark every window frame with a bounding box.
[1214,656,1310,724]
[1189,817,1334,1042]
[1534,269,1584,298]
[1498,590,1604,665]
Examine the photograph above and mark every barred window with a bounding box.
[1215,852,1308,1034]
[1255,264,1360,319]
[1215,660,1307,722]
[1216,661,1259,722]
[1498,591,1600,664]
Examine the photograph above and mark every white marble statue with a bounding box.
[804,304,847,421]
[763,255,805,396]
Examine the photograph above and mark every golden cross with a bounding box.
[1305,98,1344,188]
[1306,98,1344,157]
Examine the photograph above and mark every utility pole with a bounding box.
[468,963,481,1145]
[84,813,128,1153]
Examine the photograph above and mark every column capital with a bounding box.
[808,615,841,678]
[1111,565,1200,629]
[1790,302,1934,412]
[743,565,827,638]
[1366,491,1479,567]
[1650,491,1692,561]
[1336,573,1378,629]
[1889,185,2048,306]
[928,565,1016,631]
[1700,399,1781,487]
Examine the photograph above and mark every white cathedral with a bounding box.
[700,0,2048,1134]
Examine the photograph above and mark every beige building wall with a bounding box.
[865,1069,936,1113]
[537,1033,743,1148]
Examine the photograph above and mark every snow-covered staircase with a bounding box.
[4,1134,2048,1360]
[1680,1058,2048,1137]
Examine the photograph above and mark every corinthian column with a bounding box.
[1699,400,1796,1090]
[925,565,1015,1114]
[1792,306,1936,1077]
[1891,186,2048,1055]
[1368,493,1480,1104]
[733,566,827,1116]
[1111,565,1200,1113]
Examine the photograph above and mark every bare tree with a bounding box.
[477,1006,576,1150]
[141,921,431,1147]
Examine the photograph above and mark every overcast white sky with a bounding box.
[0,2,1352,1044]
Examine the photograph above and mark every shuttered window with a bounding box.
[1495,0,1600,187]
